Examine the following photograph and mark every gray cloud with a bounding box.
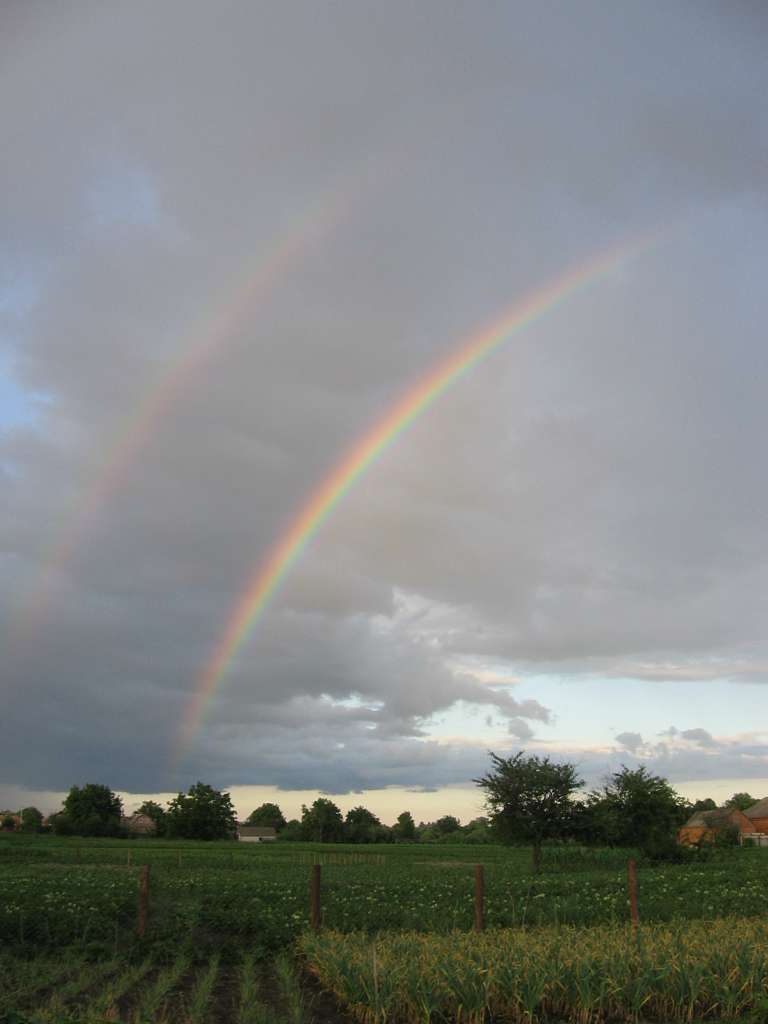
[615,732,644,754]
[1,1,767,795]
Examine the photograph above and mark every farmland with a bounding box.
[3,834,768,1021]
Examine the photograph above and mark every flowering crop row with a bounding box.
[3,845,768,950]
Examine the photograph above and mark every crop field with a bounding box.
[3,835,768,1021]
[301,919,768,1023]
[0,947,320,1023]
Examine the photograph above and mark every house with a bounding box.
[237,825,276,843]
[121,813,156,836]
[743,798,768,835]
[678,806,753,845]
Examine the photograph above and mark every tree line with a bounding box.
[3,753,757,859]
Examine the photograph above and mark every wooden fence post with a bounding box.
[137,864,150,938]
[310,864,321,932]
[474,864,485,932]
[627,858,639,928]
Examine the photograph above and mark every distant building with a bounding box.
[121,813,157,835]
[678,806,753,845]
[743,798,768,835]
[237,825,276,843]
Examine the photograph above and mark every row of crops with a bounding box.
[3,844,768,951]
[301,919,768,1023]
[0,948,310,1023]
[4,838,768,1022]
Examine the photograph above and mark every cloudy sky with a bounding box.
[2,2,767,822]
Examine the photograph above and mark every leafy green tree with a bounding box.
[462,817,492,844]
[690,797,717,813]
[726,792,755,811]
[165,782,237,841]
[475,751,583,871]
[50,812,75,836]
[20,807,43,832]
[344,806,389,843]
[246,802,287,832]
[584,766,688,850]
[301,798,344,843]
[391,810,417,843]
[279,819,304,841]
[62,784,123,837]
[434,815,462,836]
[137,800,166,834]
[1,813,16,831]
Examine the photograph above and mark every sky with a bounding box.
[1,2,767,824]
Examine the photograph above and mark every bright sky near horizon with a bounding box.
[1,2,767,821]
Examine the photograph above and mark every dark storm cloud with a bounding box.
[1,1,767,795]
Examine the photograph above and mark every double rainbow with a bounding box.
[10,189,353,648]
[174,231,661,765]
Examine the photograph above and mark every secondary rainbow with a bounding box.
[10,187,353,648]
[175,231,662,764]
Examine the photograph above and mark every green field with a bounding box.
[3,834,768,1021]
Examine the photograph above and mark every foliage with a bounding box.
[137,800,167,834]
[475,750,583,869]
[391,810,416,843]
[302,918,768,1024]
[165,781,237,841]
[61,783,123,837]
[727,791,756,811]
[279,819,304,841]
[245,802,287,832]
[2,834,768,955]
[689,797,717,813]
[1,814,16,831]
[344,805,389,843]
[581,765,689,851]
[300,798,344,843]
[19,808,43,833]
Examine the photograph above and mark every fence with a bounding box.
[129,859,643,936]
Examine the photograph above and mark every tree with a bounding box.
[165,782,237,841]
[279,819,304,842]
[726,792,755,812]
[246,803,287,832]
[690,797,717,814]
[434,815,462,836]
[62,784,123,837]
[584,766,688,850]
[20,807,43,833]
[137,800,166,834]
[462,817,492,844]
[1,813,16,831]
[301,798,344,843]
[475,751,583,871]
[391,811,417,843]
[344,806,388,843]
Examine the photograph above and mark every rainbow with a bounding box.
[10,188,354,648]
[174,230,662,765]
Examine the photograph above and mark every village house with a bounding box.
[743,798,768,835]
[677,806,754,845]
[237,825,277,843]
[120,813,156,836]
